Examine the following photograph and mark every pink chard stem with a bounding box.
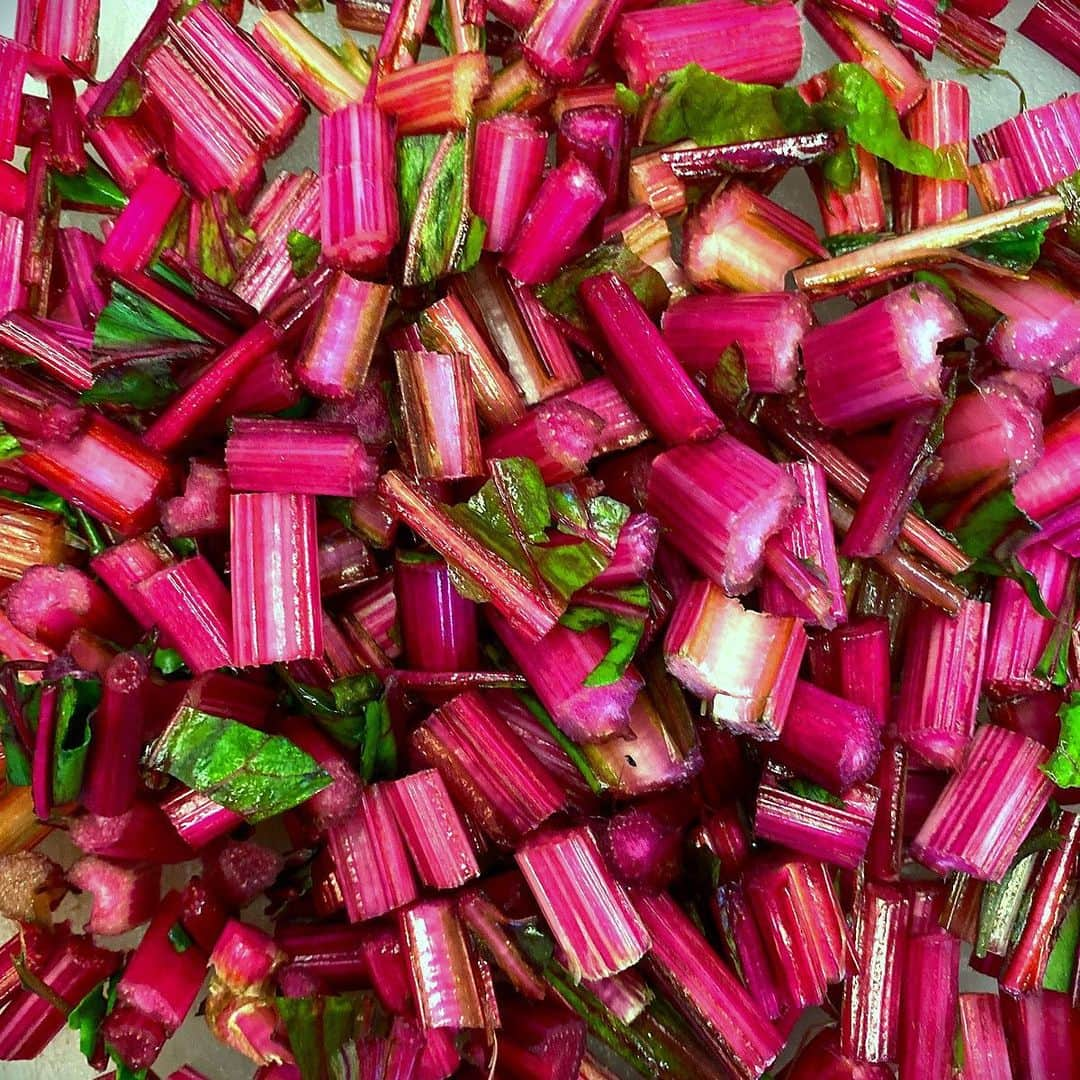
[664,580,806,741]
[503,156,606,286]
[231,492,322,667]
[614,0,804,93]
[296,273,390,400]
[412,688,565,847]
[395,350,483,480]
[895,598,990,769]
[580,272,720,446]
[516,825,650,983]
[226,418,376,497]
[911,725,1055,880]
[395,552,479,672]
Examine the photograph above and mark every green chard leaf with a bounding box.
[781,776,846,809]
[953,489,1027,564]
[360,697,395,782]
[197,193,257,287]
[287,230,322,279]
[547,486,629,553]
[822,231,891,257]
[0,675,99,800]
[0,424,22,461]
[51,163,127,211]
[704,344,751,410]
[1043,692,1080,788]
[1058,171,1080,249]
[152,647,189,677]
[52,676,100,805]
[168,535,198,558]
[398,131,486,285]
[447,458,616,606]
[277,668,387,759]
[537,234,670,330]
[635,64,815,146]
[817,64,968,180]
[68,978,112,1064]
[962,217,1051,273]
[613,83,642,116]
[149,259,198,298]
[168,922,194,953]
[559,584,650,688]
[952,489,1054,620]
[1033,606,1075,688]
[146,706,332,822]
[95,283,207,349]
[80,361,178,411]
[912,270,957,301]
[631,63,964,182]
[0,703,31,787]
[0,486,80,533]
[277,993,363,1080]
[1043,902,1080,992]
[428,0,454,53]
[103,77,143,118]
[517,691,604,795]
[821,144,859,192]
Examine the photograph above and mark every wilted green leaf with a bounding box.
[80,362,178,411]
[538,236,669,330]
[278,994,363,1080]
[147,706,331,822]
[287,230,322,279]
[1043,692,1080,788]
[95,283,207,349]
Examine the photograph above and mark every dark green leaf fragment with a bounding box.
[1043,692,1080,788]
[781,776,846,809]
[287,230,322,279]
[51,163,127,211]
[68,978,111,1063]
[95,283,207,349]
[397,132,485,285]
[559,584,650,688]
[822,231,891,257]
[963,217,1051,273]
[447,458,615,607]
[1043,902,1080,991]
[146,706,332,822]
[516,691,604,795]
[952,488,1054,620]
[168,923,194,953]
[704,344,751,411]
[912,270,957,301]
[104,77,143,118]
[278,668,386,758]
[428,0,454,53]
[52,676,100,805]
[278,993,363,1080]
[80,361,178,411]
[817,64,968,179]
[197,193,257,287]
[1058,171,1080,249]
[152,647,188,677]
[639,63,965,180]
[0,486,80,533]
[954,489,1026,564]
[538,234,669,330]
[0,425,22,461]
[635,64,815,147]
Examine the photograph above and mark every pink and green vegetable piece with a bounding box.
[0,0,1078,1076]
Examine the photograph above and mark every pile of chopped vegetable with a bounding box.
[0,0,1078,1076]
